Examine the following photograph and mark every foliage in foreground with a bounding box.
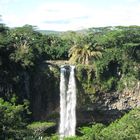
[63,108,140,140]
[0,97,30,140]
[27,121,56,139]
[42,108,140,139]
[99,108,140,140]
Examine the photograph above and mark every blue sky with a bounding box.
[0,0,140,31]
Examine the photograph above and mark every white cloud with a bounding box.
[126,0,139,3]
[8,2,92,30]
[0,0,18,5]
[0,0,18,10]
[26,3,90,23]
[32,2,140,30]
[0,0,20,22]
[1,1,140,31]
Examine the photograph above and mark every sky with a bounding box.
[0,0,140,31]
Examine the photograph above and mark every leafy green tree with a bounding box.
[9,25,42,68]
[0,96,30,139]
[44,34,69,60]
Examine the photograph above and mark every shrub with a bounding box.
[0,97,30,139]
[99,108,140,140]
[27,121,56,139]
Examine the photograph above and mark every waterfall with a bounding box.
[59,66,67,138]
[59,65,76,139]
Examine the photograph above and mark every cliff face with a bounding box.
[30,63,60,121]
[110,82,140,110]
[78,82,140,124]
[76,65,140,124]
[29,62,140,124]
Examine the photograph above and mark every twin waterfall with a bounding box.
[59,65,76,139]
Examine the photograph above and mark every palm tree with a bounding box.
[69,42,102,65]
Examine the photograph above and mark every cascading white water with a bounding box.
[59,65,76,139]
[59,66,67,138]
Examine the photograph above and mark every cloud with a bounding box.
[0,0,20,22]
[43,16,89,25]
[0,0,18,10]
[0,0,18,5]
[37,3,90,22]
[28,1,140,30]
[18,2,92,30]
[2,1,92,29]
[1,0,140,31]
[126,0,139,3]
[44,20,70,24]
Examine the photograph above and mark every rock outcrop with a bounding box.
[77,82,140,124]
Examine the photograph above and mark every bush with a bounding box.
[0,97,30,139]
[65,108,140,140]
[99,108,140,140]
[75,108,140,140]
[27,121,56,139]
[77,123,105,140]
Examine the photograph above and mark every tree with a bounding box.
[9,25,43,67]
[69,36,102,64]
[0,15,2,23]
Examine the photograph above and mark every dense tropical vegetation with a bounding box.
[0,23,140,139]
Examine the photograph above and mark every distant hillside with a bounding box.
[37,30,61,35]
[37,29,89,35]
[37,25,140,35]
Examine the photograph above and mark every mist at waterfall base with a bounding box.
[59,65,76,139]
